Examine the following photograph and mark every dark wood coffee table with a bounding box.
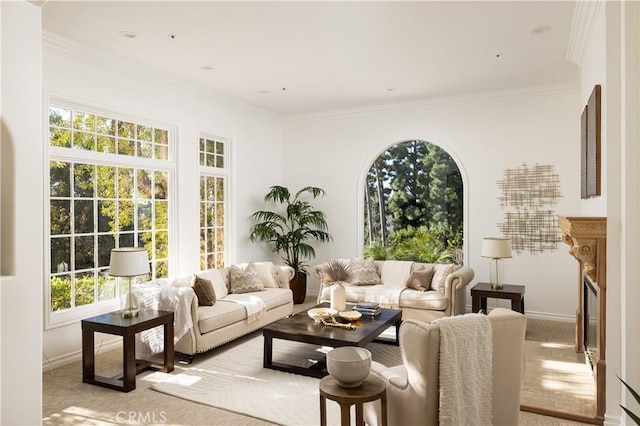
[263,303,401,378]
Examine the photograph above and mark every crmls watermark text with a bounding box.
[115,411,167,424]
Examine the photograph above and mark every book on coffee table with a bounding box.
[354,302,381,316]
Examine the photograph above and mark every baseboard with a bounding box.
[42,337,122,372]
[466,304,575,322]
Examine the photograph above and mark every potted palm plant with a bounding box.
[249,185,333,303]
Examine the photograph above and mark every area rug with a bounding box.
[150,333,402,426]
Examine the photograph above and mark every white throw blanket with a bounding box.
[136,280,196,357]
[223,293,267,323]
[364,260,413,308]
[434,313,493,426]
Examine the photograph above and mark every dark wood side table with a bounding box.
[319,375,387,426]
[82,309,174,392]
[471,282,525,314]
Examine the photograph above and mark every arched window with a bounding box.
[364,140,464,263]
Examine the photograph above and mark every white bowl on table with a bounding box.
[326,347,372,388]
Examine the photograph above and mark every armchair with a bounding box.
[364,308,526,426]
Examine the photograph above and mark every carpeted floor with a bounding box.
[42,300,594,425]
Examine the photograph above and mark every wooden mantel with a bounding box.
[557,215,606,424]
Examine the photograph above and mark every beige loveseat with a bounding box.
[136,261,294,361]
[364,308,527,426]
[314,259,474,322]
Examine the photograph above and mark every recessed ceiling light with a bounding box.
[119,31,136,39]
[169,34,177,40]
[259,90,271,94]
[387,88,396,92]
[531,25,552,35]
[202,65,214,71]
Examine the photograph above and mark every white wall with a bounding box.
[282,86,582,320]
[1,1,43,423]
[42,34,285,366]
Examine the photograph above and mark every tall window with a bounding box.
[364,140,464,264]
[47,100,173,324]
[199,135,228,269]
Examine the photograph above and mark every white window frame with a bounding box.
[198,133,230,269]
[44,95,177,329]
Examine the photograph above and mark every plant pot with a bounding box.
[289,271,307,304]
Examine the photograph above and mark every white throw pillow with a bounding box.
[430,264,455,293]
[196,268,228,299]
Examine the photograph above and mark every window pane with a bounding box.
[216,156,224,168]
[216,202,224,227]
[118,168,134,199]
[97,165,116,199]
[206,154,215,167]
[155,231,168,259]
[200,255,206,270]
[117,121,135,138]
[137,170,152,199]
[50,127,71,148]
[199,152,205,166]
[74,200,94,234]
[199,138,205,152]
[216,178,224,201]
[50,200,70,235]
[138,232,152,254]
[98,200,115,232]
[97,275,116,302]
[139,142,153,159]
[97,135,115,153]
[118,200,134,232]
[216,141,224,155]
[137,201,152,230]
[154,171,168,199]
[51,237,70,273]
[119,232,134,248]
[156,260,168,278]
[96,116,115,135]
[74,235,95,270]
[73,164,95,198]
[72,112,95,131]
[199,202,206,228]
[154,144,168,160]
[154,129,168,144]
[49,107,71,127]
[206,202,215,227]
[206,177,216,201]
[50,161,71,197]
[73,131,95,151]
[97,234,115,268]
[51,274,71,311]
[155,201,168,229]
[206,229,214,252]
[117,138,135,156]
[74,272,95,306]
[206,139,215,153]
[137,125,153,142]
[216,228,224,251]
[207,254,216,269]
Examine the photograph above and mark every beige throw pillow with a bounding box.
[349,258,381,285]
[196,268,228,299]
[229,263,264,294]
[240,261,278,288]
[406,267,435,292]
[431,264,455,293]
[192,275,216,306]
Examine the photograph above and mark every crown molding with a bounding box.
[42,31,280,121]
[283,82,580,122]
[567,0,603,67]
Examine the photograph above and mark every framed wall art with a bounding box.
[581,84,601,199]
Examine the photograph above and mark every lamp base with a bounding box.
[121,308,139,318]
[491,283,504,290]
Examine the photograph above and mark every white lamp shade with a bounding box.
[481,237,513,259]
[109,247,150,277]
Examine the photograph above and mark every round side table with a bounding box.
[319,374,387,426]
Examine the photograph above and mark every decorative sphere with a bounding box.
[326,347,372,387]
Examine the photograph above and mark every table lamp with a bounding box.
[109,247,150,318]
[481,237,512,289]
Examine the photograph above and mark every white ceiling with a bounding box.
[41,1,579,116]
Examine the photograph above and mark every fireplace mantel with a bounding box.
[557,215,606,423]
[558,216,607,284]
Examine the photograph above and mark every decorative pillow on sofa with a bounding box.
[405,267,435,292]
[238,261,278,288]
[192,275,216,306]
[430,264,455,293]
[349,257,382,285]
[229,263,265,294]
[196,268,228,299]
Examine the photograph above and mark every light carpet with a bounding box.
[150,335,402,426]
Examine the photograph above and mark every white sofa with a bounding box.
[135,261,294,360]
[314,259,474,322]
